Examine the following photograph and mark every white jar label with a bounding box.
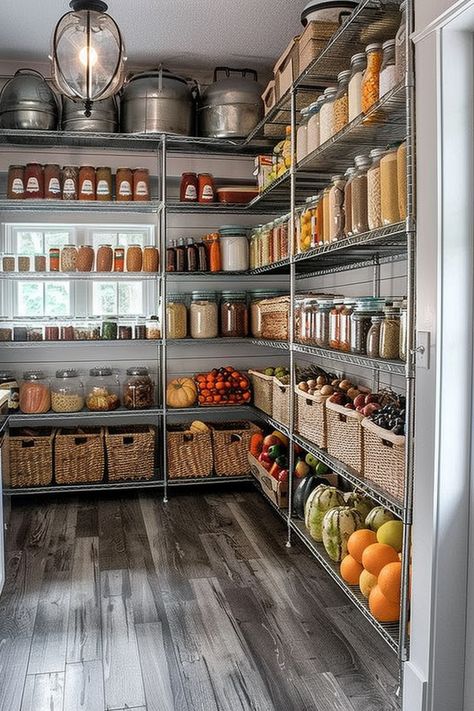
[26,177,39,192]
[184,184,197,200]
[63,178,75,195]
[11,178,24,194]
[81,179,94,195]
[135,180,148,196]
[48,178,61,194]
[201,184,214,199]
[96,179,110,196]
[119,180,132,196]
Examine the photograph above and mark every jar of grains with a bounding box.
[166,294,188,339]
[343,166,356,236]
[51,369,84,412]
[379,39,397,97]
[296,107,310,164]
[19,370,51,414]
[123,367,155,409]
[328,175,346,242]
[220,291,248,338]
[361,43,383,113]
[60,245,78,272]
[97,244,113,271]
[340,298,356,352]
[348,52,367,121]
[145,317,161,339]
[143,246,159,272]
[397,141,407,220]
[367,147,387,230]
[2,255,15,272]
[315,298,333,348]
[329,298,344,349]
[366,314,383,358]
[62,166,78,200]
[260,223,272,266]
[380,147,400,225]
[306,96,324,155]
[351,154,371,234]
[18,256,30,272]
[350,297,385,354]
[399,299,407,361]
[380,303,401,359]
[219,226,249,271]
[86,367,120,411]
[395,1,407,84]
[319,86,337,145]
[35,255,46,272]
[190,292,218,339]
[271,218,282,262]
[334,69,351,133]
[249,232,257,269]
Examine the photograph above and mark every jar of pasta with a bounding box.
[51,369,84,413]
[367,147,387,231]
[328,175,346,242]
[361,43,383,113]
[190,292,218,339]
[380,147,400,225]
[319,86,337,145]
[166,294,188,339]
[334,69,351,133]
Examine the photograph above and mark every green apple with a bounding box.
[377,520,403,552]
[315,461,329,476]
[305,452,318,468]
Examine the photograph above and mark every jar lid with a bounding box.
[166,293,187,301]
[316,298,333,307]
[62,165,79,170]
[220,291,247,300]
[0,370,15,379]
[44,163,60,169]
[354,154,371,167]
[343,297,357,304]
[89,367,112,376]
[332,297,344,305]
[55,368,79,378]
[331,174,345,182]
[218,225,249,236]
[323,86,337,97]
[354,297,385,312]
[337,69,352,83]
[191,291,216,300]
[126,366,149,376]
[23,370,45,380]
[369,147,387,159]
[350,52,366,65]
[371,314,384,321]
[344,166,356,177]
[366,43,383,53]
[382,39,396,49]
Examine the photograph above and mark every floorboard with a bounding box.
[66,537,101,663]
[20,672,64,711]
[64,660,104,711]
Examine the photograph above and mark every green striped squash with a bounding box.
[322,506,363,562]
[304,485,345,542]
[365,506,396,532]
[344,491,374,521]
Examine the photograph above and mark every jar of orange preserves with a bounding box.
[78,166,96,200]
[361,43,383,113]
[96,167,112,201]
[126,245,143,272]
[116,167,133,201]
[133,168,150,201]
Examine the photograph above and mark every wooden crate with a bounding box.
[248,453,288,509]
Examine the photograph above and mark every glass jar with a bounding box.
[367,147,387,231]
[0,323,13,342]
[260,223,272,266]
[102,318,118,340]
[329,298,344,349]
[296,107,310,163]
[307,97,324,155]
[380,147,400,225]
[340,298,356,352]
[60,245,78,272]
[219,226,249,271]
[361,43,383,113]
[27,326,43,341]
[134,317,146,340]
[395,1,407,84]
[315,299,332,348]
[7,165,25,199]
[19,370,51,414]
[334,69,351,133]
[397,141,407,220]
[220,291,248,338]
[366,315,383,358]
[118,322,133,339]
[51,369,84,413]
[123,367,155,410]
[319,86,337,145]
[78,165,96,200]
[2,255,15,272]
[208,233,222,272]
[328,175,346,242]
[198,173,216,203]
[77,245,94,272]
[271,218,282,262]
[116,167,133,201]
[62,166,78,200]
[97,244,113,271]
[18,256,30,272]
[133,168,150,201]
[146,317,161,339]
[143,246,159,272]
[180,172,198,202]
[280,216,290,258]
[348,52,367,121]
[166,294,188,339]
[113,246,125,272]
[379,39,397,97]
[190,292,218,338]
[86,367,120,411]
[321,186,331,244]
[45,324,59,341]
[296,296,316,344]
[0,370,19,413]
[351,154,371,234]
[49,247,60,271]
[187,238,197,274]
[350,297,385,354]
[34,255,46,272]
[126,244,143,272]
[299,199,316,253]
[343,166,355,236]
[96,167,112,201]
[24,163,44,199]
[249,232,257,269]
[399,299,407,361]
[44,164,61,199]
[380,305,401,359]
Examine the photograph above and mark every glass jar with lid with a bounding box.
[321,186,331,244]
[328,175,346,242]
[220,292,248,338]
[0,370,19,413]
[340,298,356,352]
[348,52,367,121]
[298,199,317,253]
[395,1,407,84]
[315,298,333,348]
[166,294,188,339]
[350,297,385,354]
[397,141,407,220]
[190,291,218,339]
[123,366,155,410]
[334,69,351,133]
[250,290,282,338]
[351,154,371,234]
[299,296,320,344]
[399,299,407,361]
[249,231,257,269]
[306,97,324,156]
[319,87,337,145]
[361,43,383,113]
[280,215,290,258]
[343,166,356,236]
[380,146,400,225]
[260,222,272,266]
[367,147,387,230]
[51,369,84,413]
[296,106,310,164]
[329,298,344,350]
[86,367,120,411]
[379,39,397,97]
[366,314,384,358]
[19,370,51,414]
[380,303,401,359]
[218,226,249,272]
[271,218,282,262]
[145,317,161,340]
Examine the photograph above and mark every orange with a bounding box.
[347,529,377,564]
[362,543,399,577]
[369,585,400,622]
[378,562,402,604]
[359,569,378,599]
[340,555,363,585]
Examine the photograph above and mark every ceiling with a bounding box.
[0,0,307,74]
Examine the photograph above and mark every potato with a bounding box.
[347,388,360,400]
[320,385,334,396]
[331,379,341,388]
[316,375,327,386]
[307,379,316,389]
[339,379,353,391]
[298,381,309,392]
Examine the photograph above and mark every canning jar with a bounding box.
[2,255,15,272]
[348,52,366,121]
[249,232,257,269]
[97,244,113,271]
[118,322,133,339]
[180,172,198,202]
[134,317,146,340]
[96,166,112,201]
[44,164,61,199]
[102,318,118,340]
[190,292,218,339]
[379,39,397,97]
[208,233,222,272]
[315,299,332,348]
[133,168,150,201]
[126,244,143,272]
[350,297,385,354]
[334,69,351,133]
[34,255,46,272]
[399,299,407,361]
[366,315,383,358]
[166,294,188,339]
[13,325,28,341]
[329,298,344,349]
[321,186,331,244]
[19,370,51,414]
[297,296,317,344]
[340,298,356,352]
[220,291,248,338]
[343,166,355,236]
[49,247,60,271]
[307,97,324,155]
[380,304,401,359]
[280,216,290,258]
[116,167,133,201]
[143,245,159,272]
[367,147,387,230]
[24,163,44,198]
[45,324,59,341]
[0,370,19,413]
[27,326,43,341]
[361,43,383,113]
[219,226,249,271]
[113,246,125,272]
[397,141,407,220]
[351,154,371,234]
[18,256,30,272]
[123,367,155,409]
[60,245,78,272]
[271,218,282,262]
[319,86,337,145]
[51,369,84,413]
[77,245,94,272]
[296,107,310,163]
[395,1,407,84]
[380,147,400,225]
[198,173,216,203]
[328,175,346,242]
[299,199,318,252]
[62,166,78,200]
[78,165,96,200]
[260,223,272,266]
[86,367,120,411]
[146,318,161,339]
[7,165,25,199]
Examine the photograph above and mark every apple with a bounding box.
[293,442,303,455]
[267,444,283,461]
[259,451,273,465]
[345,403,356,410]
[362,402,381,417]
[295,459,310,478]
[278,469,289,483]
[305,452,318,468]
[269,462,282,479]
[365,393,379,405]
[353,394,366,409]
[262,434,281,451]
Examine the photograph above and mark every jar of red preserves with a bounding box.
[44,164,61,199]
[79,166,96,201]
[116,167,133,201]
[25,163,44,198]
[95,167,112,201]
[133,168,150,201]
[49,247,60,271]
[7,165,25,199]
[62,166,78,200]
[180,172,198,202]
[198,173,216,203]
[77,245,94,272]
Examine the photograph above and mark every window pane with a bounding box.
[45,282,70,316]
[45,232,71,251]
[17,282,43,317]
[91,233,118,250]
[17,231,43,254]
[118,282,143,315]
[118,232,146,247]
[93,282,117,315]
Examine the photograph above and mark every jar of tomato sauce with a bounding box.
[7,165,25,199]
[180,172,198,202]
[44,164,61,199]
[78,166,96,201]
[198,173,216,203]
[116,167,133,201]
[96,167,112,201]
[25,163,44,198]
[62,166,78,200]
[133,168,150,201]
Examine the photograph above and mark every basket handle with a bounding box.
[122,436,135,446]
[21,439,35,448]
[338,413,347,423]
[74,436,88,445]
[229,433,242,444]
[380,438,394,449]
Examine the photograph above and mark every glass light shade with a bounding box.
[51,1,125,114]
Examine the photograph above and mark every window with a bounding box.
[16,230,72,255]
[16,281,71,317]
[90,231,148,250]
[92,282,144,316]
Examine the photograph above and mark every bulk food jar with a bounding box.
[348,52,366,121]
[350,297,385,355]
[297,296,319,344]
[340,298,356,352]
[380,146,400,225]
[379,39,397,97]
[367,147,387,230]
[190,291,218,339]
[343,166,355,235]
[319,86,337,145]
[395,1,407,84]
[351,154,371,234]
[51,369,84,412]
[361,43,383,113]
[166,294,188,339]
[298,198,319,252]
[315,298,333,348]
[333,69,351,133]
[329,298,344,349]
[296,106,310,164]
[307,96,324,155]
[86,367,120,411]
[220,292,248,337]
[218,226,249,271]
[19,370,51,414]
[328,175,346,242]
[380,303,401,359]
[123,367,155,409]
[366,314,384,358]
[399,298,407,361]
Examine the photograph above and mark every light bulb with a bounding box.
[79,45,98,67]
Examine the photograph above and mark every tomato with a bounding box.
[242,391,251,401]
[205,395,213,403]
[225,366,233,372]
[201,389,210,397]
[215,381,225,390]
[213,394,221,403]
[239,380,248,389]
[198,395,205,403]
[277,469,289,483]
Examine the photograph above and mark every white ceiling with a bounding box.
[0,0,307,74]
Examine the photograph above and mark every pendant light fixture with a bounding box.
[51,0,126,116]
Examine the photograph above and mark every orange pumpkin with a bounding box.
[166,377,197,408]
[19,381,51,414]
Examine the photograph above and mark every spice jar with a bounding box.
[296,107,310,163]
[329,298,344,349]
[219,226,249,271]
[45,324,59,341]
[397,141,407,220]
[351,154,371,234]
[86,367,120,411]
[348,52,367,121]
[343,167,355,236]
[399,299,407,361]
[51,369,84,413]
[96,166,112,201]
[97,244,113,272]
[24,163,44,198]
[190,292,218,339]
[366,314,383,358]
[334,69,351,133]
[145,317,161,339]
[0,371,19,413]
[380,304,401,359]
[35,255,46,272]
[123,367,155,410]
[2,255,15,272]
[198,173,216,203]
[307,96,324,156]
[220,291,248,338]
[361,43,383,113]
[49,247,60,271]
[143,245,159,272]
[18,256,30,272]
[379,39,397,97]
[19,370,51,414]
[380,147,400,225]
[116,167,133,201]
[77,245,94,272]
[367,147,387,230]
[13,326,27,341]
[319,86,337,145]
[60,245,78,272]
[395,1,407,84]
[328,175,346,242]
[118,323,133,340]
[62,166,78,200]
[113,246,125,272]
[102,319,118,340]
[78,165,96,200]
[350,297,385,354]
[126,244,143,272]
[60,324,74,340]
[186,239,197,272]
[315,298,332,348]
[175,238,186,272]
[133,168,150,201]
[166,294,188,339]
[180,172,198,202]
[7,165,25,199]
[340,298,356,352]
[44,164,61,199]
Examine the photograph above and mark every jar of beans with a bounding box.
[380,303,401,359]
[190,292,218,339]
[350,297,385,355]
[220,291,248,338]
[51,369,84,413]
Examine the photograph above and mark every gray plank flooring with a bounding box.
[0,488,401,711]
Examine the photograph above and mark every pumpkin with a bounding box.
[249,432,264,458]
[344,491,374,521]
[166,377,197,408]
[19,381,51,414]
[304,485,345,542]
[322,506,363,562]
[365,506,396,532]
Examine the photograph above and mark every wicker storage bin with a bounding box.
[167,424,213,479]
[262,80,277,115]
[55,427,104,485]
[361,419,405,502]
[260,295,290,341]
[273,37,300,100]
[248,369,274,415]
[325,400,364,473]
[294,387,327,449]
[9,427,54,488]
[105,425,156,482]
[272,379,291,427]
[211,421,262,477]
[298,21,339,75]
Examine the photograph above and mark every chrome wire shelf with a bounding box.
[249,338,290,351]
[249,407,291,438]
[165,200,278,215]
[166,404,254,416]
[168,474,252,486]
[292,343,406,374]
[167,337,261,346]
[0,271,160,281]
[4,476,164,496]
[9,406,164,425]
[248,257,291,275]
[0,199,163,214]
[0,339,162,348]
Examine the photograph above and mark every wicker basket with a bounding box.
[55,427,104,485]
[211,421,262,477]
[105,425,156,482]
[248,370,274,415]
[294,387,327,449]
[262,80,277,115]
[167,424,213,479]
[325,400,364,473]
[272,379,291,427]
[273,36,300,100]
[259,296,290,341]
[9,427,54,488]
[298,21,339,75]
[362,419,405,502]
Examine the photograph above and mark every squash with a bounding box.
[365,506,397,532]
[322,506,363,562]
[166,377,197,408]
[189,420,210,434]
[19,381,51,414]
[294,475,329,520]
[249,432,264,458]
[344,491,374,520]
[304,485,345,542]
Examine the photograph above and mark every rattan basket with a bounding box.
[248,369,274,415]
[361,419,405,502]
[259,296,290,341]
[9,427,54,488]
[272,379,291,427]
[167,424,213,479]
[105,425,156,482]
[211,421,262,477]
[294,387,328,449]
[55,427,104,485]
[325,400,364,473]
[298,21,339,75]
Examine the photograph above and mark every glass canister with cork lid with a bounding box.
[367,147,387,231]
[19,370,51,414]
[86,367,120,411]
[123,366,155,409]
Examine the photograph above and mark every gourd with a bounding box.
[344,491,374,520]
[294,475,329,520]
[166,377,197,408]
[249,432,264,458]
[189,420,210,434]
[322,506,363,562]
[304,485,345,542]
[365,506,396,532]
[19,381,51,414]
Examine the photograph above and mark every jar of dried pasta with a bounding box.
[361,43,383,113]
[51,369,84,413]
[166,294,188,339]
[334,69,351,133]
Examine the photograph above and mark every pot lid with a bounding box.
[301,0,358,25]
[200,67,262,107]
[0,68,58,113]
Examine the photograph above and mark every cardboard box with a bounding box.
[273,36,300,100]
[262,80,277,115]
[248,453,288,509]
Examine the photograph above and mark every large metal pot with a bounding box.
[61,95,119,133]
[0,69,58,130]
[120,68,195,135]
[198,67,263,139]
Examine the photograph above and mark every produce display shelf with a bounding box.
[4,477,164,496]
[290,520,400,653]
[0,271,160,281]
[0,338,162,348]
[168,474,252,486]
[249,338,290,351]
[9,406,164,425]
[0,199,163,214]
[292,343,406,375]
[165,200,280,215]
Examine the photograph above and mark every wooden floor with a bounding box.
[0,487,400,711]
